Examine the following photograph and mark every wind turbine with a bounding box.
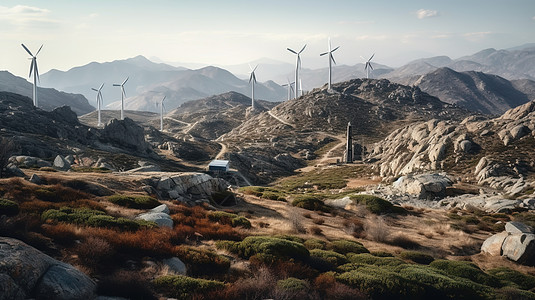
[113,77,129,120]
[287,44,306,99]
[281,78,295,101]
[299,78,304,97]
[320,38,340,90]
[249,64,258,109]
[156,96,166,131]
[91,83,105,127]
[21,44,43,107]
[364,53,375,79]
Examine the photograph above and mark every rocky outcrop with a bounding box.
[100,118,152,154]
[482,222,535,265]
[53,155,71,171]
[0,237,96,300]
[8,156,51,168]
[136,204,173,228]
[147,173,230,204]
[393,173,453,199]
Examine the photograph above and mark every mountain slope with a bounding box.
[0,71,94,115]
[408,68,535,115]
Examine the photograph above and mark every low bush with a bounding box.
[488,267,535,290]
[239,186,265,196]
[350,195,406,214]
[75,236,115,272]
[0,198,19,216]
[371,251,394,257]
[175,246,230,275]
[388,233,421,249]
[304,238,327,250]
[107,195,160,209]
[153,275,224,299]
[261,191,286,202]
[208,211,252,228]
[495,286,535,300]
[345,253,406,267]
[310,249,349,266]
[292,195,330,212]
[399,251,434,265]
[309,225,323,235]
[429,260,501,287]
[273,234,305,244]
[42,207,155,230]
[328,239,369,255]
[276,277,309,292]
[224,236,309,261]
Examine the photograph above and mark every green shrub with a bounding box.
[107,195,160,209]
[513,212,535,229]
[399,251,435,264]
[304,238,327,250]
[488,267,535,290]
[215,240,240,253]
[495,287,535,300]
[35,188,58,202]
[0,198,19,216]
[261,191,286,201]
[273,235,305,244]
[292,195,330,212]
[371,251,394,257]
[153,275,224,299]
[310,249,349,266]
[41,207,155,230]
[350,194,406,214]
[346,253,406,267]
[208,211,252,229]
[175,247,230,275]
[239,186,265,197]
[227,236,309,260]
[71,167,112,173]
[429,260,501,287]
[277,277,309,292]
[337,265,426,300]
[328,239,369,255]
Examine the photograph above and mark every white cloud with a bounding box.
[89,13,99,18]
[416,9,438,19]
[0,5,50,18]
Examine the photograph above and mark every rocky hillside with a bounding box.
[406,68,535,115]
[369,100,535,195]
[167,91,278,140]
[0,71,94,115]
[219,79,471,184]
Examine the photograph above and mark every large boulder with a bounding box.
[9,156,51,168]
[100,118,151,154]
[393,173,453,199]
[53,155,71,171]
[481,231,509,256]
[136,212,173,228]
[162,257,187,275]
[0,237,96,300]
[152,173,230,200]
[502,234,535,265]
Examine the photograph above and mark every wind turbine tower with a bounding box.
[113,77,129,120]
[320,38,340,90]
[345,122,353,163]
[158,96,166,131]
[21,44,43,107]
[249,65,258,109]
[281,78,295,101]
[287,44,306,99]
[364,54,375,79]
[91,83,105,127]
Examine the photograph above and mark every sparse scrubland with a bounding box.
[2,168,535,300]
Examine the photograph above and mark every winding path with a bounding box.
[267,111,294,128]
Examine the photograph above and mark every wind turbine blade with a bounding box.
[249,73,253,83]
[123,90,127,98]
[368,53,375,62]
[21,44,33,56]
[35,44,43,56]
[34,62,40,82]
[122,77,129,85]
[92,88,99,92]
[360,55,366,61]
[252,65,258,72]
[162,96,166,102]
[369,64,374,70]
[287,48,297,54]
[248,63,252,71]
[252,73,256,82]
[113,84,121,86]
[331,54,336,65]
[299,44,307,53]
[99,83,104,91]
[332,46,340,52]
[29,60,34,77]
[320,52,328,56]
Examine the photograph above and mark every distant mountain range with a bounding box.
[40,56,286,113]
[405,67,535,115]
[0,71,94,115]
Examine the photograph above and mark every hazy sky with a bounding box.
[2,0,534,78]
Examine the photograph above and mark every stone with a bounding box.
[168,190,179,199]
[136,212,173,228]
[505,221,533,234]
[457,140,472,153]
[100,118,152,154]
[502,233,535,265]
[64,155,75,164]
[151,204,170,214]
[28,173,41,184]
[510,125,530,140]
[162,257,187,275]
[6,164,25,177]
[34,263,96,300]
[0,237,95,299]
[393,173,452,199]
[481,231,509,256]
[157,176,173,190]
[325,196,352,209]
[53,155,71,171]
